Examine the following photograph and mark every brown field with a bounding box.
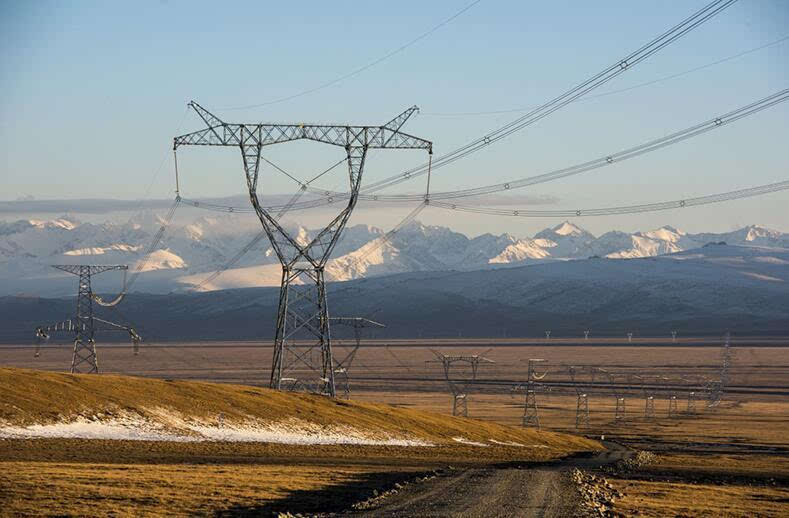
[0,461,424,517]
[1,339,788,516]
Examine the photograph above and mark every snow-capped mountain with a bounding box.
[0,213,787,296]
[4,243,786,342]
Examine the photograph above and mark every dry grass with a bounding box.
[611,478,789,517]
[2,340,788,516]
[0,461,420,517]
[605,451,789,518]
[0,367,599,453]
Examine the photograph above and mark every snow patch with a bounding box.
[452,436,489,447]
[741,272,784,282]
[488,439,548,448]
[753,256,789,266]
[132,249,187,272]
[63,244,142,256]
[0,416,182,442]
[29,218,78,230]
[0,413,434,447]
[553,221,585,236]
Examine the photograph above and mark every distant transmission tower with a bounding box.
[599,368,626,422]
[427,350,493,417]
[174,102,432,397]
[687,391,697,414]
[34,265,141,373]
[668,395,679,418]
[707,332,733,407]
[634,374,655,420]
[569,365,593,430]
[330,317,385,399]
[660,376,680,418]
[521,358,547,428]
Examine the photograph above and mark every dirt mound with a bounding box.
[0,368,599,453]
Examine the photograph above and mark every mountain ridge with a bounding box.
[1,213,787,296]
[1,244,787,342]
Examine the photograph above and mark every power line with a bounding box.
[176,87,789,212]
[175,1,740,215]
[389,88,789,201]
[218,0,483,110]
[423,34,789,117]
[430,178,789,218]
[348,0,739,195]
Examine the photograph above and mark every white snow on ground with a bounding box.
[0,413,433,447]
[452,436,489,447]
[488,439,548,448]
[0,415,182,442]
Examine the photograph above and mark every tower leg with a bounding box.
[575,393,589,430]
[453,393,468,417]
[614,397,626,422]
[270,267,336,397]
[523,389,540,428]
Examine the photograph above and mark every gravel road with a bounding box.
[346,442,629,518]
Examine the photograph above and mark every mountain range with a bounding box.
[1,243,787,342]
[1,213,787,297]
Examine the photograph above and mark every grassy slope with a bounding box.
[0,367,599,452]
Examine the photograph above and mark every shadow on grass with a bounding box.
[213,469,431,517]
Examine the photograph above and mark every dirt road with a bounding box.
[346,444,629,518]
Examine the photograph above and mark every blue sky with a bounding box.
[1,0,787,235]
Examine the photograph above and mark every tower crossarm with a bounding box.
[174,102,433,152]
[35,319,81,339]
[330,317,386,329]
[93,317,141,343]
[52,265,127,276]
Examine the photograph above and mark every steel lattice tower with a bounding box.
[645,395,656,419]
[521,359,547,429]
[634,374,656,420]
[174,102,432,396]
[427,350,493,417]
[667,395,679,418]
[35,265,141,373]
[569,365,595,430]
[330,317,385,399]
[706,332,733,407]
[686,391,697,414]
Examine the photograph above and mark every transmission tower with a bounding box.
[667,393,679,418]
[174,102,432,397]
[569,365,593,430]
[34,265,141,373]
[599,368,626,423]
[427,350,493,417]
[679,375,700,415]
[520,358,547,428]
[633,374,655,420]
[707,332,733,407]
[659,376,680,418]
[687,391,697,414]
[330,317,385,399]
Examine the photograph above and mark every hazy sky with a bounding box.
[1,0,788,236]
